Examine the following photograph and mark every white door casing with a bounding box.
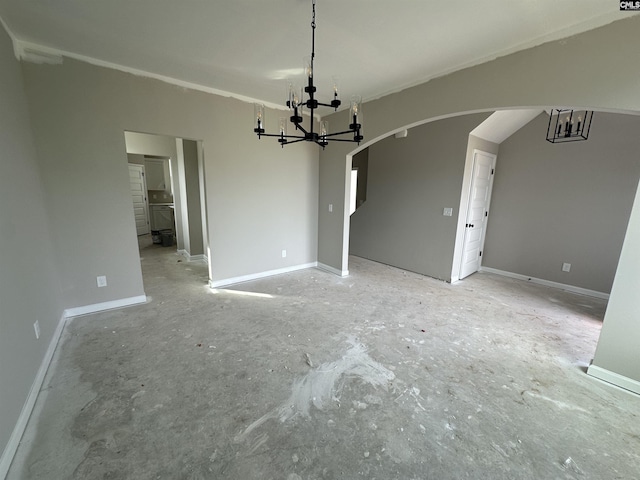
[129,164,150,235]
[459,150,496,280]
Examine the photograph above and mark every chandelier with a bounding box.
[253,0,363,149]
[546,109,593,143]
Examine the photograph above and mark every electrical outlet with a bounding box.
[33,320,40,339]
[97,275,107,287]
[328,204,333,213]
[562,263,571,272]
[282,250,287,258]
[443,207,453,217]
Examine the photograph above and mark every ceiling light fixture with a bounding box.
[253,0,363,149]
[546,109,593,143]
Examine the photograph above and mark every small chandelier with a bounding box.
[253,0,363,149]
[546,109,593,143]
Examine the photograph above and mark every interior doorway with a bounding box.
[458,149,497,279]
[124,131,209,266]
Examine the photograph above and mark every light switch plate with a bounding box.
[443,207,453,217]
[562,263,571,272]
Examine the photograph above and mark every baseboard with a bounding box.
[587,364,640,396]
[316,262,349,277]
[63,295,147,318]
[478,267,609,300]
[177,250,207,263]
[210,262,318,288]
[0,312,67,479]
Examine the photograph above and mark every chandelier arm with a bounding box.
[323,129,360,138]
[324,138,362,143]
[283,137,310,145]
[257,133,307,139]
[294,123,310,135]
[316,102,336,108]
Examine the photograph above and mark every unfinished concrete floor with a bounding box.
[8,241,640,479]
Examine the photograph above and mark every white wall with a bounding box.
[0,24,64,470]
[589,176,640,392]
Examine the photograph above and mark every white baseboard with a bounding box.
[587,364,640,396]
[0,313,67,479]
[177,250,207,263]
[63,295,147,318]
[210,262,318,288]
[316,262,349,277]
[478,267,609,300]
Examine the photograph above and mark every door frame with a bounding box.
[451,148,497,282]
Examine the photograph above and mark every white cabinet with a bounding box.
[150,205,175,231]
[144,158,171,192]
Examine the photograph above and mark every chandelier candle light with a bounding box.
[253,0,363,149]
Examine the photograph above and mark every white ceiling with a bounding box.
[0,1,635,109]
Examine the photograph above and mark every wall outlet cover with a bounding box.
[562,263,571,272]
[97,275,108,287]
[443,207,453,216]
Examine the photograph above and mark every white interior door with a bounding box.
[129,164,150,235]
[459,150,496,280]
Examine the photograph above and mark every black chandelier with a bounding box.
[546,109,593,143]
[253,0,363,149]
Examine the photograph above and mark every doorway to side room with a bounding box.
[124,131,209,271]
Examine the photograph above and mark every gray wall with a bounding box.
[318,16,640,390]
[352,148,369,210]
[319,15,640,276]
[20,56,318,307]
[349,113,490,281]
[182,139,204,256]
[0,26,64,461]
[1,43,318,462]
[483,113,640,294]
